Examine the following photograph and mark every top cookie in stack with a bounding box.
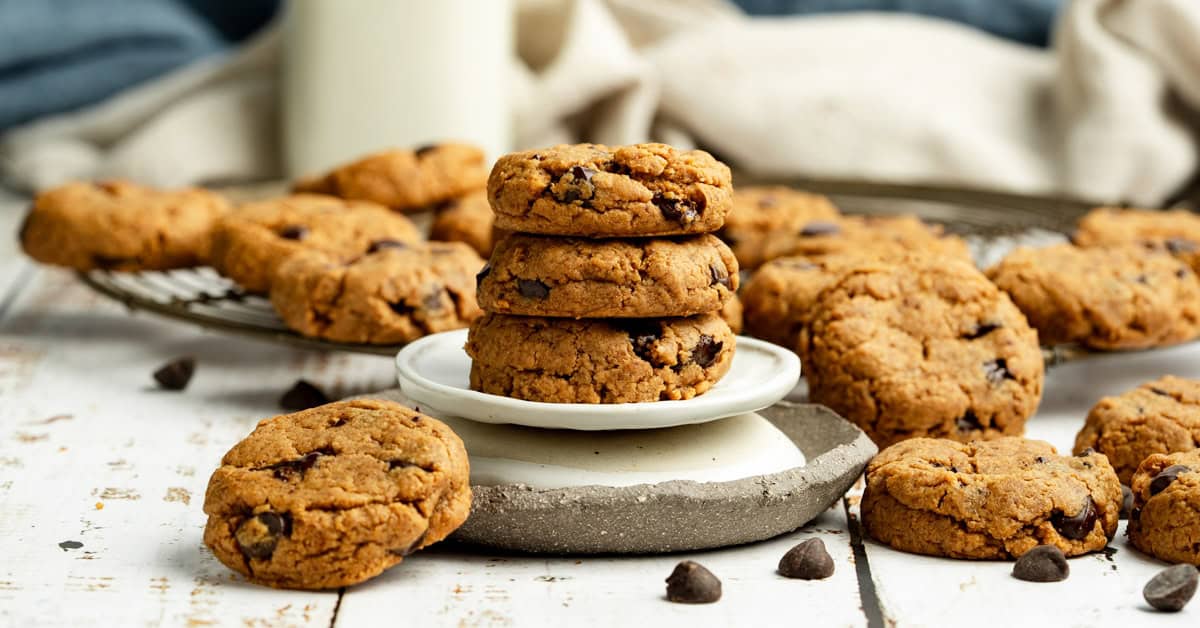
[467,143,740,403]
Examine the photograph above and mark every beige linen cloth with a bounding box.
[2,0,1199,205]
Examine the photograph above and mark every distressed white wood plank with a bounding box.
[337,506,866,628]
[0,268,399,627]
[857,342,1200,627]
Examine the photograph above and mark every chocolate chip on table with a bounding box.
[279,380,329,411]
[665,561,721,604]
[236,511,292,560]
[1051,496,1098,540]
[1011,545,1069,582]
[691,335,723,368]
[964,322,1000,340]
[1144,564,1199,612]
[153,357,195,391]
[1149,465,1191,496]
[653,196,699,224]
[982,359,1015,385]
[778,538,835,580]
[367,239,407,253]
[1120,485,1134,520]
[278,225,309,240]
[517,278,550,299]
[799,221,840,237]
[709,265,731,289]
[58,540,83,551]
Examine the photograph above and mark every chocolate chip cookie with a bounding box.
[270,242,484,345]
[862,437,1121,559]
[800,256,1043,447]
[1073,206,1200,273]
[209,194,421,292]
[429,189,507,257]
[20,180,231,271]
[476,233,738,318]
[720,186,840,270]
[1074,376,1200,484]
[742,254,861,350]
[202,399,471,590]
[1127,449,1200,565]
[293,143,487,212]
[466,312,735,403]
[488,143,733,237]
[986,243,1200,350]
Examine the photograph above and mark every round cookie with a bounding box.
[1073,206,1200,273]
[202,399,471,590]
[1127,449,1200,565]
[488,143,733,237]
[476,233,738,318]
[862,437,1121,559]
[800,256,1043,448]
[1074,376,1200,484]
[20,180,231,271]
[466,312,735,403]
[986,243,1200,350]
[293,143,487,212]
[742,255,862,350]
[429,189,507,257]
[270,242,484,345]
[720,186,840,270]
[209,194,421,293]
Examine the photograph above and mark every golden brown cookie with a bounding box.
[466,312,735,403]
[986,243,1200,350]
[19,180,231,271]
[209,194,421,293]
[800,256,1043,448]
[720,293,744,335]
[293,143,487,212]
[1074,376,1200,484]
[862,437,1121,559]
[742,255,862,350]
[429,189,507,257]
[1073,206,1200,273]
[202,399,471,590]
[270,242,484,345]
[1127,449,1200,565]
[488,143,733,237]
[476,233,738,318]
[719,186,840,270]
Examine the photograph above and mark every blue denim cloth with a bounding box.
[731,0,1064,46]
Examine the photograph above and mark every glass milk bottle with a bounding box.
[282,0,513,177]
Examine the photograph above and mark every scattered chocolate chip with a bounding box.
[1150,465,1191,496]
[1012,545,1069,582]
[653,196,699,224]
[709,265,731,289]
[1166,238,1199,255]
[475,263,492,289]
[799,221,841,237]
[278,225,308,240]
[279,380,329,411]
[1051,496,1098,540]
[983,359,1015,385]
[691,335,723,368]
[265,448,332,480]
[153,357,195,391]
[517,278,550,299]
[665,561,721,604]
[956,410,984,432]
[778,538,835,580]
[1120,485,1134,520]
[58,540,83,551]
[1144,564,1198,612]
[414,144,438,157]
[964,322,1001,340]
[236,511,292,560]
[367,239,407,253]
[1149,386,1173,397]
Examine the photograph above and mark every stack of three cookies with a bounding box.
[467,143,740,403]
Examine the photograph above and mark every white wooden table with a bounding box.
[0,190,1196,627]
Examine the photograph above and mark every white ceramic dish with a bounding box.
[394,329,801,430]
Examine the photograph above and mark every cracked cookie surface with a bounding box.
[488,143,732,237]
[862,437,1121,559]
[800,256,1043,447]
[466,312,735,403]
[987,243,1200,350]
[1074,376,1200,484]
[719,186,840,269]
[202,399,471,589]
[209,194,422,293]
[20,180,231,271]
[1073,207,1200,274]
[270,242,484,345]
[477,233,738,318]
[293,143,487,212]
[1127,449,1200,564]
[429,189,507,257]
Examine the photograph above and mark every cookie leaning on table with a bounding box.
[208,194,421,293]
[488,143,733,237]
[862,437,1121,559]
[270,242,484,345]
[476,233,738,318]
[1127,449,1200,565]
[20,180,231,271]
[202,399,471,590]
